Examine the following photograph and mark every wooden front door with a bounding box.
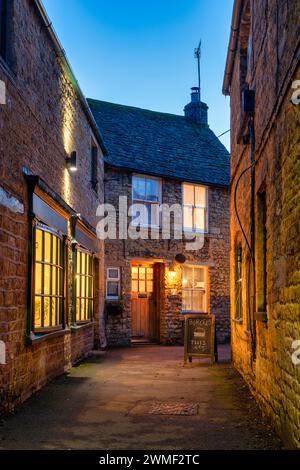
[131,266,157,340]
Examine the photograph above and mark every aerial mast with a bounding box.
[194,40,201,101]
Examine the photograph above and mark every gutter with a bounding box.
[33,0,108,155]
[222,0,243,96]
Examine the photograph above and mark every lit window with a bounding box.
[106,267,120,300]
[183,183,208,232]
[132,175,161,227]
[182,265,207,313]
[34,226,64,330]
[131,266,153,293]
[75,250,93,322]
[235,244,243,320]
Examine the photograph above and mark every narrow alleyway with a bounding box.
[0,346,281,450]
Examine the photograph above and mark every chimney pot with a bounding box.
[184,87,208,126]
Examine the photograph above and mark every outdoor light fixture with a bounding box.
[66,151,77,172]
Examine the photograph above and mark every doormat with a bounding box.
[149,402,198,416]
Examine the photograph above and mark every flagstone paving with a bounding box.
[0,345,282,450]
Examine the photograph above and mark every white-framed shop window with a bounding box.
[183,183,208,233]
[106,267,120,300]
[182,265,208,313]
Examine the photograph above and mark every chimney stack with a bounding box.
[184,87,208,126]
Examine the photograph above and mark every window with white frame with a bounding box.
[183,183,208,233]
[132,175,161,227]
[182,265,207,313]
[106,267,120,300]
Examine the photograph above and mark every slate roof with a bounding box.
[87,99,230,187]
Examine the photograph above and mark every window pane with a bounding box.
[131,267,138,279]
[44,265,51,295]
[184,206,193,229]
[52,267,57,295]
[44,232,51,263]
[194,267,205,288]
[107,281,119,297]
[35,297,42,328]
[147,281,153,293]
[182,290,192,311]
[183,185,194,205]
[195,207,205,232]
[52,236,57,264]
[44,297,50,327]
[109,268,119,279]
[146,179,160,202]
[195,186,206,207]
[35,229,43,261]
[133,177,146,200]
[193,290,205,311]
[35,263,42,294]
[132,280,138,292]
[147,268,153,280]
[139,267,146,279]
[82,253,86,275]
[76,251,81,274]
[182,267,193,288]
[139,280,146,292]
[51,298,56,327]
[81,275,85,298]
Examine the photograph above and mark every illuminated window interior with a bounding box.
[34,227,64,330]
[183,183,208,232]
[131,266,153,293]
[76,250,93,322]
[182,265,207,312]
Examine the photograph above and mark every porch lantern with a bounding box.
[66,151,77,172]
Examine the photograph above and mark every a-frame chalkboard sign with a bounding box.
[184,314,216,364]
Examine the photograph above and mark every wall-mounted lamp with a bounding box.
[169,270,177,278]
[66,151,77,172]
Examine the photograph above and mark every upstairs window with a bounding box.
[182,265,207,313]
[183,183,208,233]
[91,141,98,191]
[75,250,93,322]
[235,244,243,321]
[132,175,161,227]
[0,0,8,61]
[34,225,64,331]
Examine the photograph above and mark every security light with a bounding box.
[66,151,77,172]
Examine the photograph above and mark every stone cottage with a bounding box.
[0,0,106,412]
[223,0,300,447]
[88,90,230,346]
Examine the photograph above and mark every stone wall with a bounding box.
[104,167,230,346]
[0,0,105,412]
[228,0,300,448]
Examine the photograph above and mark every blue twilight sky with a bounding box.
[42,0,233,151]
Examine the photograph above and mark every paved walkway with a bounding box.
[0,345,281,450]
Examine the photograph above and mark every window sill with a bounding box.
[71,321,94,332]
[254,311,268,323]
[182,311,207,315]
[26,328,70,346]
